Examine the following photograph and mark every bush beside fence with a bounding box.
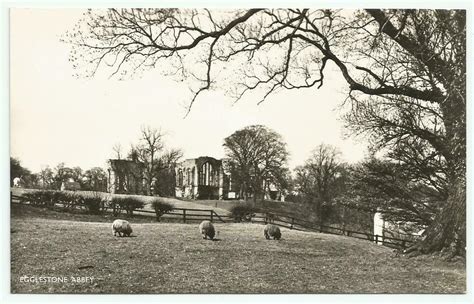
[17,190,107,214]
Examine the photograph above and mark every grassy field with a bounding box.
[181,197,313,218]
[11,205,465,294]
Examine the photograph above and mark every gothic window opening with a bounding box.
[200,162,215,186]
[178,169,183,187]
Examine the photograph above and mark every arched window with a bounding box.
[200,162,214,186]
[177,169,183,187]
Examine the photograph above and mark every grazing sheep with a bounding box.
[264,224,281,240]
[199,220,215,240]
[112,219,133,237]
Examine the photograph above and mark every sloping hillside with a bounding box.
[11,205,465,294]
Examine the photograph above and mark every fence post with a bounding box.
[183,209,186,223]
[210,210,213,222]
[375,234,379,244]
[291,217,294,230]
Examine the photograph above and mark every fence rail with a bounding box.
[11,191,418,249]
[249,211,419,249]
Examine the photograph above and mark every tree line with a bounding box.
[10,158,108,192]
[11,126,184,197]
[11,123,439,240]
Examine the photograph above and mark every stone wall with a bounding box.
[107,159,145,195]
[175,156,232,200]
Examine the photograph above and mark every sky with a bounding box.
[10,8,369,173]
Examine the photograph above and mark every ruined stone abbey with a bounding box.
[106,159,145,194]
[106,155,281,200]
[174,156,237,200]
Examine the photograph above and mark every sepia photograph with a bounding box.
[5,1,471,300]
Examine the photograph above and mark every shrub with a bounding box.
[98,194,110,213]
[230,204,260,222]
[20,191,44,206]
[20,190,57,208]
[52,191,75,209]
[19,191,146,217]
[44,191,59,207]
[150,199,174,221]
[111,196,145,216]
[81,195,106,215]
[60,192,80,211]
[108,200,121,216]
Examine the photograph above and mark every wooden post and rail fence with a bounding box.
[10,191,417,249]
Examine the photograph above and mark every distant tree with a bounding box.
[24,173,41,189]
[53,163,66,188]
[129,126,164,195]
[153,148,183,196]
[38,166,55,189]
[223,125,289,203]
[127,147,140,162]
[343,157,443,229]
[294,144,345,224]
[10,157,31,187]
[269,166,292,200]
[127,126,182,196]
[71,166,83,182]
[112,143,123,159]
[83,167,108,191]
[53,163,78,189]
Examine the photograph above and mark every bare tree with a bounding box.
[38,166,55,189]
[83,167,108,191]
[67,9,466,256]
[112,143,123,159]
[53,163,76,189]
[223,125,289,203]
[295,144,344,224]
[154,148,184,196]
[130,126,164,195]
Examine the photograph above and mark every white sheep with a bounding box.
[112,219,133,237]
[199,220,215,240]
[264,224,281,240]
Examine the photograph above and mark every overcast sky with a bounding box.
[10,9,368,173]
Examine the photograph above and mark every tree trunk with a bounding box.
[253,182,258,204]
[407,174,465,257]
[252,184,257,207]
[407,89,466,257]
[315,200,322,225]
[242,183,248,201]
